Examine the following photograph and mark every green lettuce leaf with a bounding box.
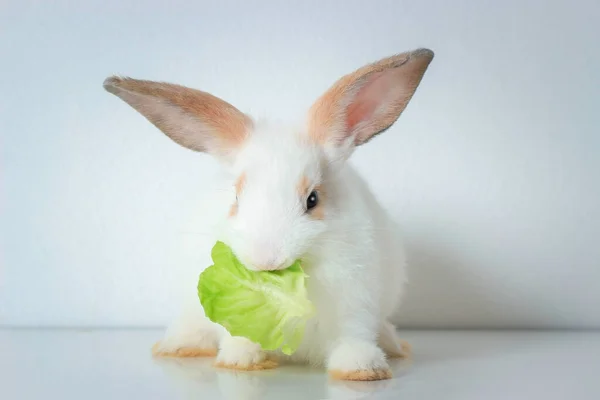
[198,241,314,355]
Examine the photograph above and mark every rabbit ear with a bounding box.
[307,49,433,159]
[103,77,252,162]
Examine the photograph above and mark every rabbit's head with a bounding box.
[104,49,433,271]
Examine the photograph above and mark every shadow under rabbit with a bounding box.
[153,355,411,400]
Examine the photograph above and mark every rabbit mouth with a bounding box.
[245,256,301,272]
[257,262,286,272]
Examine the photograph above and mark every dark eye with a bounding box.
[306,190,319,211]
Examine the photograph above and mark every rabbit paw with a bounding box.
[385,338,412,359]
[379,321,412,359]
[152,329,218,357]
[214,336,277,371]
[328,339,392,381]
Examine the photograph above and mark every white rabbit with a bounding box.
[104,48,433,381]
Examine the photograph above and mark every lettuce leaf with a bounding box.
[198,241,314,355]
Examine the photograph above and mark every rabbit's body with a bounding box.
[105,48,433,380]
[158,126,408,368]
[282,162,408,367]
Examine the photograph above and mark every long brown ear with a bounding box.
[308,48,434,152]
[103,77,252,160]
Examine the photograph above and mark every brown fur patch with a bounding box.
[235,173,246,195]
[307,49,434,146]
[329,368,393,381]
[386,340,412,359]
[297,175,310,197]
[310,207,325,220]
[214,358,278,371]
[104,77,252,153]
[152,342,217,358]
[229,173,246,217]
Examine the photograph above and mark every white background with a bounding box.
[1,0,599,329]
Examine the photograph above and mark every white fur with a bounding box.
[216,336,269,368]
[158,119,408,374]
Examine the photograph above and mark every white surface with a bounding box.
[1,329,599,400]
[2,0,600,329]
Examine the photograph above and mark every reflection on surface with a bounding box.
[154,357,412,400]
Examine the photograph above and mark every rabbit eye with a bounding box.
[306,190,318,211]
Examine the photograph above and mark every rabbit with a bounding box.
[103,48,434,381]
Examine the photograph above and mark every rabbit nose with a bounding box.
[251,247,285,271]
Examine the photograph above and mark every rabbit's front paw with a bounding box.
[328,338,391,381]
[215,336,277,371]
[152,331,218,358]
